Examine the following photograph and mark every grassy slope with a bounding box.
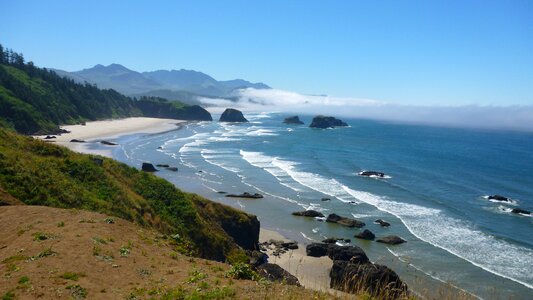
[0,206,329,300]
[0,128,256,262]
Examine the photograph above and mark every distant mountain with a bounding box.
[54,64,270,100]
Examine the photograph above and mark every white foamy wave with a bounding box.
[312,227,320,233]
[245,129,278,136]
[300,232,318,242]
[341,186,533,289]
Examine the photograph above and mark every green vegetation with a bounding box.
[66,284,87,299]
[17,276,30,284]
[60,272,84,281]
[225,263,258,280]
[0,128,256,261]
[1,291,15,300]
[0,44,211,135]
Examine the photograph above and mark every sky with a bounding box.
[1,0,532,106]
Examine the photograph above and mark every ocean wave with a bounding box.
[245,129,278,136]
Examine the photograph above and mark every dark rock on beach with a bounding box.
[226,192,263,199]
[355,229,375,240]
[328,245,369,263]
[256,263,301,286]
[374,219,391,227]
[360,171,385,178]
[219,108,248,122]
[309,116,348,129]
[166,167,178,171]
[292,210,325,218]
[330,260,407,297]
[141,163,158,172]
[283,116,304,125]
[70,139,86,143]
[377,235,406,245]
[326,213,365,228]
[100,140,118,146]
[488,194,511,202]
[44,135,56,139]
[511,208,531,215]
[306,243,330,257]
[260,239,298,257]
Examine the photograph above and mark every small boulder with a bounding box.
[321,197,331,201]
[256,263,300,286]
[283,116,304,125]
[156,164,170,167]
[281,241,299,250]
[355,229,375,240]
[377,235,406,245]
[166,167,178,171]
[219,108,248,122]
[70,139,86,143]
[359,171,385,178]
[327,245,369,263]
[374,219,391,227]
[100,140,118,146]
[44,135,56,139]
[141,163,158,172]
[292,210,325,218]
[309,116,348,129]
[306,243,330,257]
[511,208,531,215]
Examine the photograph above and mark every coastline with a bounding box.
[33,117,185,157]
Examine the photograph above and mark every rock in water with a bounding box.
[374,219,391,227]
[256,263,301,286]
[359,171,385,178]
[355,229,375,240]
[100,140,118,146]
[488,194,511,202]
[330,260,408,297]
[70,139,86,143]
[377,235,406,245]
[166,167,178,172]
[326,213,365,228]
[292,210,325,218]
[511,208,531,215]
[141,163,158,172]
[309,116,348,128]
[219,108,248,122]
[283,116,304,125]
[225,192,263,199]
[156,164,170,167]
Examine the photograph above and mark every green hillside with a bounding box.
[0,45,212,135]
[0,128,257,262]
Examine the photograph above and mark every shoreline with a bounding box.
[33,117,185,157]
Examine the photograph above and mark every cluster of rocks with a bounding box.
[487,195,531,216]
[225,192,264,199]
[326,213,365,228]
[306,243,407,296]
[259,239,299,257]
[141,162,178,172]
[291,210,324,218]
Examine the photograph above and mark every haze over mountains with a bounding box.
[53,64,270,104]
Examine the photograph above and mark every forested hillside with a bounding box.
[0,45,211,135]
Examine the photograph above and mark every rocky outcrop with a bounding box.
[355,229,375,240]
[259,239,298,257]
[226,192,263,199]
[511,208,531,215]
[70,139,86,143]
[377,235,406,245]
[330,260,407,297]
[374,219,391,227]
[256,263,301,286]
[135,99,213,121]
[219,108,248,122]
[309,116,348,128]
[292,210,324,218]
[359,171,385,178]
[488,195,511,202]
[283,116,304,125]
[326,213,365,228]
[141,163,158,172]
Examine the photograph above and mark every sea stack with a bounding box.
[219,108,248,122]
[283,116,304,125]
[309,116,348,128]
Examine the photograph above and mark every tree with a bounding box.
[0,44,5,64]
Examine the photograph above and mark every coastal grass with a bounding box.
[0,127,253,262]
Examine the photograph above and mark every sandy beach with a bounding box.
[34,117,184,157]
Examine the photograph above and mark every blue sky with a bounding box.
[1,0,532,106]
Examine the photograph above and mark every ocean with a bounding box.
[111,113,533,299]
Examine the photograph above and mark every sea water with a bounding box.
[112,113,533,299]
